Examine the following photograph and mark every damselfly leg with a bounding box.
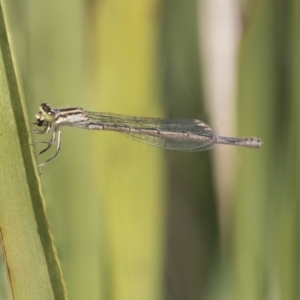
[38,127,62,169]
[30,113,63,169]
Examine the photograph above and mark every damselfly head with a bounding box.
[35,103,56,126]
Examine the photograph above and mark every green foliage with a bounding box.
[0,2,67,299]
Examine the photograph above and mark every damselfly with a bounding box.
[31,103,263,169]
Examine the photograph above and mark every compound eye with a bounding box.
[41,103,51,113]
[40,103,55,122]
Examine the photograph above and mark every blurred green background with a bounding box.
[0,0,299,299]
